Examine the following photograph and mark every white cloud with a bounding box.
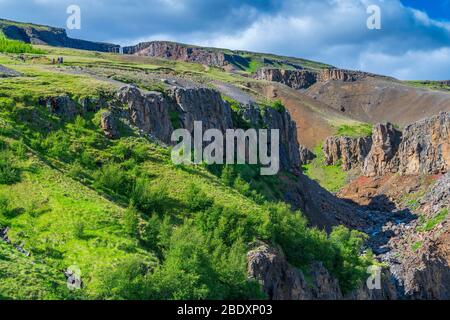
[1,0,450,79]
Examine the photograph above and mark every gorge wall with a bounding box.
[323,112,450,177]
[254,68,372,90]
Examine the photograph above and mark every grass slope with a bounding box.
[0,46,374,299]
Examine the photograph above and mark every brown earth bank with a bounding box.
[305,76,450,127]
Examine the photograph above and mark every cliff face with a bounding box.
[363,123,403,176]
[398,113,450,175]
[254,69,317,90]
[323,113,450,177]
[323,136,372,171]
[318,69,368,82]
[0,19,119,52]
[122,41,247,68]
[247,244,397,300]
[255,68,373,90]
[113,86,300,171]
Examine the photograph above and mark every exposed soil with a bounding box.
[305,77,450,127]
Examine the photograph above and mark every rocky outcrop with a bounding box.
[324,113,450,177]
[237,103,300,170]
[299,145,316,165]
[117,86,174,143]
[171,87,233,133]
[247,244,342,300]
[247,243,397,300]
[0,19,119,53]
[40,95,81,120]
[100,111,119,139]
[378,173,450,299]
[318,69,368,82]
[323,136,372,171]
[254,69,317,90]
[363,123,402,176]
[123,41,248,68]
[117,86,300,170]
[398,112,450,175]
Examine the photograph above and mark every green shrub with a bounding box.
[40,131,73,161]
[93,163,135,195]
[0,153,21,185]
[0,36,45,54]
[123,206,140,237]
[185,183,213,212]
[73,221,85,239]
[131,178,169,215]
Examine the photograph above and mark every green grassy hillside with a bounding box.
[0,44,374,299]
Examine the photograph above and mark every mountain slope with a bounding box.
[123,41,333,73]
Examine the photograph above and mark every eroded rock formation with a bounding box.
[122,41,247,68]
[100,111,118,139]
[398,112,450,175]
[323,113,450,177]
[323,136,372,171]
[247,244,342,300]
[247,243,397,300]
[363,123,402,176]
[116,86,301,170]
[254,69,317,90]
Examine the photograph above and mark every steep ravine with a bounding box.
[15,80,449,300]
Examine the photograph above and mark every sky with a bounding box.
[1,0,449,80]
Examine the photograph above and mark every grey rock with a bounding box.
[299,145,316,165]
[323,136,372,171]
[363,123,402,176]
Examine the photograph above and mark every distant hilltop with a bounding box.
[0,18,120,53]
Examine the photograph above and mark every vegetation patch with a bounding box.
[417,208,449,232]
[335,123,373,138]
[0,36,45,54]
[302,145,348,193]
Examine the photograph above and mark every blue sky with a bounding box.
[401,0,450,20]
[0,0,449,80]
